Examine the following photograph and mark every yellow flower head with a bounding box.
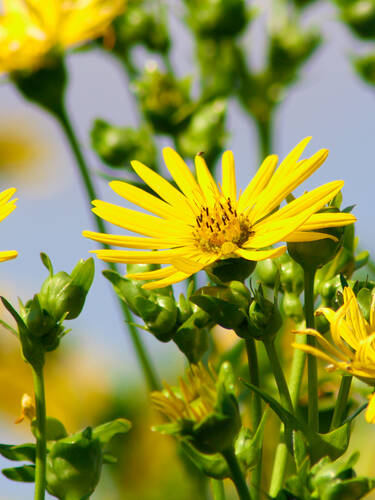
[0,0,124,73]
[293,287,375,382]
[0,187,18,262]
[152,362,217,424]
[83,137,356,289]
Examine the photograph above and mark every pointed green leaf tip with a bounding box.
[2,465,35,482]
[0,443,36,463]
[92,418,132,445]
[40,252,53,276]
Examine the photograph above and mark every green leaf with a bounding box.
[321,477,375,500]
[179,441,228,479]
[236,410,268,471]
[2,465,35,482]
[92,418,132,445]
[0,443,35,463]
[293,431,309,472]
[40,252,53,276]
[355,250,369,271]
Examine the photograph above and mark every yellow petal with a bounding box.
[195,154,220,205]
[284,231,338,243]
[109,180,192,223]
[221,151,237,201]
[82,231,185,249]
[126,266,177,281]
[92,248,188,264]
[163,148,204,204]
[298,212,356,231]
[235,246,286,261]
[0,250,17,262]
[142,271,192,289]
[237,155,278,213]
[131,160,195,214]
[365,393,375,423]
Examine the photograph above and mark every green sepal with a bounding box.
[0,443,36,463]
[2,465,35,482]
[91,418,132,445]
[40,252,54,276]
[32,417,67,443]
[173,310,211,363]
[355,250,370,271]
[179,441,228,479]
[1,297,45,370]
[190,292,247,330]
[205,258,256,284]
[242,380,350,463]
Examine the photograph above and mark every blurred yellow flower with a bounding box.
[0,187,17,262]
[0,0,124,73]
[83,137,355,289]
[293,287,375,382]
[14,393,35,423]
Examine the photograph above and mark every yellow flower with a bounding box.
[83,137,356,289]
[14,393,35,424]
[152,362,217,424]
[366,393,375,423]
[292,287,375,382]
[0,0,124,73]
[0,187,18,262]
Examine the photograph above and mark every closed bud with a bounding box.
[282,292,304,323]
[46,428,102,500]
[196,38,245,99]
[269,23,321,83]
[176,99,227,166]
[39,254,94,321]
[184,0,249,38]
[320,275,342,308]
[279,256,304,295]
[135,65,192,134]
[206,257,256,284]
[287,209,345,271]
[340,1,375,39]
[247,285,282,340]
[256,258,279,288]
[113,5,170,54]
[91,120,157,169]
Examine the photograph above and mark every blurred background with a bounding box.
[1,0,375,498]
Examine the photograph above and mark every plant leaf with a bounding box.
[2,465,35,482]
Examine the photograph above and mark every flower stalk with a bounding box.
[330,376,352,430]
[221,447,251,500]
[32,366,47,500]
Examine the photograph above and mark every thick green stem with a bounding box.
[55,107,161,391]
[304,267,318,432]
[222,448,251,500]
[289,333,307,411]
[210,479,226,500]
[269,440,288,498]
[330,376,352,430]
[255,118,273,161]
[244,338,262,500]
[32,366,47,500]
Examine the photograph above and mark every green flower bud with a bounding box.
[152,362,241,454]
[103,267,178,342]
[206,257,256,284]
[256,258,279,288]
[356,287,373,321]
[176,99,227,166]
[91,120,157,169]
[113,4,170,54]
[340,1,375,39]
[269,23,321,84]
[173,308,212,363]
[279,257,304,295]
[46,428,102,500]
[315,311,330,334]
[320,275,342,308]
[135,65,192,134]
[282,292,304,323]
[247,285,282,340]
[287,209,345,271]
[196,38,245,99]
[12,56,66,116]
[184,0,249,38]
[191,281,251,331]
[39,254,94,321]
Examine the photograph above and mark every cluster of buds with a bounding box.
[1,254,94,369]
[91,119,157,170]
[2,395,131,500]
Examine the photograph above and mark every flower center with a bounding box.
[193,197,253,255]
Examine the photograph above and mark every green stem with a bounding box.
[32,366,46,500]
[255,118,273,160]
[264,339,293,497]
[304,267,318,432]
[55,107,161,391]
[330,376,352,430]
[289,333,307,411]
[244,338,262,500]
[263,340,293,413]
[210,479,226,500]
[221,448,251,500]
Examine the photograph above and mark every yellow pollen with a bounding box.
[193,197,253,255]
